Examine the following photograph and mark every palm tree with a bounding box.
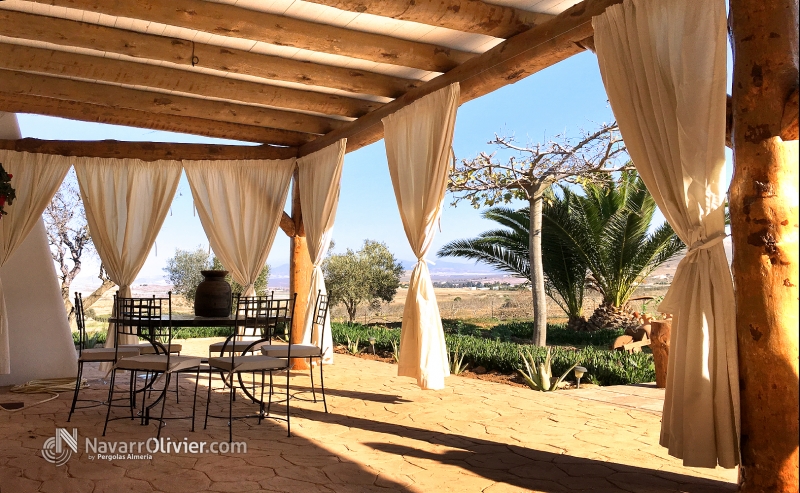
[548,171,685,329]
[437,195,590,335]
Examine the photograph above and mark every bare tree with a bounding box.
[448,122,628,346]
[43,171,115,325]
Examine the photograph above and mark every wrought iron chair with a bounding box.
[68,292,140,422]
[103,293,201,437]
[261,290,330,412]
[205,294,296,442]
[208,292,274,357]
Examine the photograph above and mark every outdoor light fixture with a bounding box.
[369,337,376,354]
[574,366,587,389]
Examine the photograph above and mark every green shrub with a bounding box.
[331,322,654,386]
[491,322,624,347]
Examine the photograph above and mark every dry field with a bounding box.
[78,283,671,332]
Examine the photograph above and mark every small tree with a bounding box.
[163,247,211,300]
[163,246,270,300]
[323,240,404,323]
[448,123,627,346]
[43,170,115,325]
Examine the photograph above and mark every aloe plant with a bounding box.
[449,345,468,375]
[391,340,400,363]
[518,347,577,391]
[345,335,361,355]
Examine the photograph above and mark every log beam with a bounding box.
[303,0,554,38]
[0,43,380,119]
[0,138,298,161]
[0,68,342,136]
[300,0,620,156]
[730,0,799,490]
[0,8,420,98]
[0,93,313,146]
[21,0,474,72]
[288,171,311,371]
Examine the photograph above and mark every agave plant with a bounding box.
[391,339,401,363]
[518,347,577,391]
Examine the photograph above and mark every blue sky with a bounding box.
[16,48,732,289]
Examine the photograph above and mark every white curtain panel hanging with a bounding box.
[184,159,295,296]
[593,0,738,468]
[383,83,460,390]
[0,150,71,374]
[74,158,181,359]
[297,139,346,365]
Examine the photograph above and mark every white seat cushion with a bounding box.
[115,355,201,373]
[208,339,268,354]
[260,344,321,358]
[121,343,182,354]
[79,347,139,362]
[208,355,288,373]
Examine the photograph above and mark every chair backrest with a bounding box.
[114,292,173,364]
[74,292,86,355]
[311,290,330,349]
[230,294,296,365]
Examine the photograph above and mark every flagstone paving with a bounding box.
[0,337,738,492]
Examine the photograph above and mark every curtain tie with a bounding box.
[687,232,727,255]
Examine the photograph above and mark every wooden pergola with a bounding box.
[0,0,796,490]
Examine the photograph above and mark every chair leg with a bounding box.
[68,361,83,422]
[258,371,265,425]
[309,358,317,403]
[102,369,117,436]
[191,368,200,432]
[319,357,328,414]
[204,367,213,430]
[286,368,291,437]
[175,368,180,404]
[129,371,137,420]
[157,373,170,439]
[228,372,235,443]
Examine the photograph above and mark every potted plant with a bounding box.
[0,162,15,217]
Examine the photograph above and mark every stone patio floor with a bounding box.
[0,337,738,492]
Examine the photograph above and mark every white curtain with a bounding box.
[0,150,71,374]
[383,83,459,390]
[184,159,295,296]
[594,0,738,468]
[74,158,181,355]
[297,140,346,365]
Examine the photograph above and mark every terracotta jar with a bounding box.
[194,270,232,317]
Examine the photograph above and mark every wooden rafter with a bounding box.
[0,9,420,98]
[20,0,475,72]
[0,69,343,135]
[300,0,622,156]
[0,43,380,119]
[0,138,298,161]
[0,93,314,146]
[303,0,554,38]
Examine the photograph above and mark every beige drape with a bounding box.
[184,159,295,296]
[0,151,71,374]
[298,140,346,365]
[383,83,459,390]
[594,0,738,468]
[74,158,181,355]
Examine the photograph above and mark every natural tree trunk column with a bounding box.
[730,1,799,490]
[529,190,547,346]
[289,172,312,371]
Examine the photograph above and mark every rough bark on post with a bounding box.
[730,0,799,490]
[289,171,312,371]
[529,188,547,346]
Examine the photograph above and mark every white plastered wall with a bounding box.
[0,112,77,386]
